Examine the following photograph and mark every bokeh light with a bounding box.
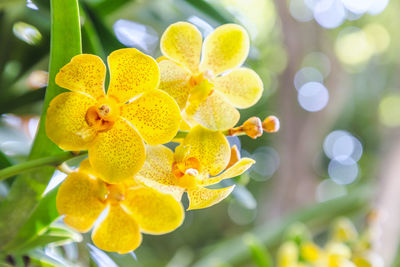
[228,200,257,225]
[316,179,347,202]
[294,67,324,90]
[250,146,280,181]
[323,130,363,162]
[302,52,331,78]
[342,0,374,14]
[335,27,373,66]
[12,22,42,45]
[379,94,400,127]
[328,156,359,185]
[289,0,313,22]
[313,0,346,29]
[297,81,329,112]
[113,19,159,54]
[363,23,391,54]
[368,0,390,15]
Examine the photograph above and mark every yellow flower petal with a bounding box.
[55,54,106,99]
[182,125,230,175]
[158,59,192,109]
[89,118,145,184]
[64,215,97,233]
[56,172,106,219]
[92,205,142,254]
[46,92,98,151]
[199,157,255,186]
[187,185,235,210]
[185,92,239,130]
[160,22,202,73]
[185,92,240,131]
[136,145,184,200]
[121,89,181,145]
[122,186,184,235]
[200,24,249,75]
[107,48,160,103]
[214,68,263,109]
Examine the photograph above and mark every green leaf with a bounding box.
[0,150,12,169]
[13,224,82,254]
[3,188,59,252]
[181,0,233,24]
[191,188,371,267]
[0,0,81,252]
[244,234,273,267]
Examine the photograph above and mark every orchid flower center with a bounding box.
[188,70,215,104]
[85,96,120,132]
[172,157,201,189]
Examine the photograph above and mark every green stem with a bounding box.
[0,152,86,181]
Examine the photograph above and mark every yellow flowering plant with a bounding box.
[158,22,264,131]
[277,219,383,267]
[56,159,184,254]
[136,125,255,210]
[46,48,181,183]
[20,19,279,255]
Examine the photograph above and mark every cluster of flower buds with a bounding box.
[45,21,279,253]
[277,218,383,267]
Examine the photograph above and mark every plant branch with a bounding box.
[0,152,86,181]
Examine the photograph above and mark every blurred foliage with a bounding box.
[0,0,399,266]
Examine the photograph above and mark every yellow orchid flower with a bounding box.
[136,125,255,210]
[56,159,184,254]
[277,241,299,267]
[46,48,181,183]
[158,22,263,131]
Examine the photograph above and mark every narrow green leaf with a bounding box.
[0,0,81,251]
[0,150,12,169]
[244,234,273,267]
[192,188,371,267]
[181,0,233,24]
[12,224,82,254]
[3,188,59,252]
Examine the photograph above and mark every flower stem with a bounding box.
[0,152,86,181]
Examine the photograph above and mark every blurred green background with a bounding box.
[0,0,399,266]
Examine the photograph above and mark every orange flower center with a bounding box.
[85,96,120,132]
[172,157,201,189]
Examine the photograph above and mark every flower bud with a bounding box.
[262,115,280,133]
[242,117,263,139]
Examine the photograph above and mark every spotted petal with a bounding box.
[182,125,230,176]
[92,205,142,254]
[214,68,263,109]
[89,118,145,184]
[158,58,192,109]
[123,186,184,235]
[185,92,240,131]
[107,48,160,103]
[199,157,255,186]
[200,24,249,75]
[55,54,106,99]
[121,89,181,145]
[187,185,235,210]
[56,172,106,223]
[160,22,202,73]
[46,92,97,151]
[136,145,184,200]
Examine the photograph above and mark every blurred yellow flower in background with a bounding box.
[56,159,184,254]
[136,125,255,210]
[46,48,181,183]
[158,22,263,131]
